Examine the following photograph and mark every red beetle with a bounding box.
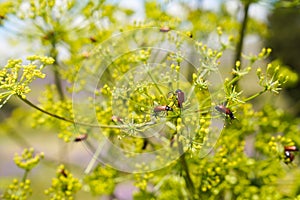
[215,105,235,119]
[284,151,295,164]
[284,146,299,152]
[160,27,170,32]
[111,115,124,124]
[89,36,97,43]
[60,169,68,177]
[175,89,185,108]
[74,133,88,142]
[154,105,173,112]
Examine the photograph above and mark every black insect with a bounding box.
[142,139,148,150]
[186,32,193,38]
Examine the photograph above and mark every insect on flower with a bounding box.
[284,145,299,152]
[89,36,97,43]
[215,104,235,120]
[60,169,68,177]
[175,89,185,108]
[154,105,173,113]
[74,133,88,142]
[160,26,170,32]
[111,115,124,124]
[283,145,298,164]
[284,151,295,164]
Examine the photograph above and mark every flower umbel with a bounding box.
[44,165,82,200]
[0,56,54,106]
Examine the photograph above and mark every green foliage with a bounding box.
[0,1,300,200]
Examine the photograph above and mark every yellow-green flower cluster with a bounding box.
[84,165,117,196]
[30,85,76,142]
[155,175,188,200]
[231,61,251,78]
[1,179,32,200]
[243,47,272,64]
[134,170,154,191]
[256,63,288,94]
[192,73,208,90]
[44,165,82,200]
[267,135,295,159]
[26,55,55,65]
[13,148,44,171]
[0,56,53,101]
[0,1,14,21]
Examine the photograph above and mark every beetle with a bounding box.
[154,105,173,112]
[284,145,299,152]
[111,115,124,124]
[284,150,295,164]
[175,89,185,108]
[74,133,88,142]
[160,26,170,32]
[215,105,235,120]
[89,36,97,43]
[60,169,68,177]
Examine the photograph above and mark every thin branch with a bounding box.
[17,95,121,129]
[243,88,267,102]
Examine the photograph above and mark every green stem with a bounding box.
[53,63,65,101]
[22,169,29,182]
[176,65,180,90]
[146,68,167,101]
[50,37,65,101]
[232,1,251,88]
[227,76,241,88]
[17,95,121,129]
[179,146,195,195]
[243,89,267,102]
[175,117,195,195]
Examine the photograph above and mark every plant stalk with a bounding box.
[232,1,251,88]
[17,95,121,129]
[243,88,267,102]
[50,37,65,101]
[22,169,29,182]
[179,144,195,195]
